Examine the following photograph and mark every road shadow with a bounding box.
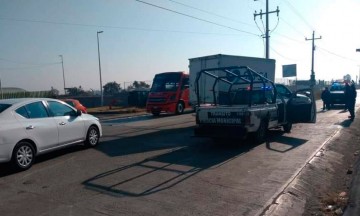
[335,119,354,128]
[97,127,196,157]
[265,129,308,153]
[83,127,258,197]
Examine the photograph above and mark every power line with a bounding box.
[0,17,253,36]
[134,0,260,37]
[165,0,255,27]
[270,47,298,62]
[279,17,306,37]
[317,46,358,63]
[272,32,305,44]
[283,0,314,31]
[269,16,279,34]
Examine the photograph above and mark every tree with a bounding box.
[127,81,150,91]
[66,86,85,96]
[50,87,59,97]
[103,81,121,95]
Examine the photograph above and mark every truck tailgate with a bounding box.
[197,106,248,125]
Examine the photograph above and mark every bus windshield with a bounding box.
[150,73,181,92]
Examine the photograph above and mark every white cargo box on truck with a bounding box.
[188,54,276,106]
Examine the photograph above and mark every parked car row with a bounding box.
[0,98,101,171]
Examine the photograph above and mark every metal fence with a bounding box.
[0,91,54,99]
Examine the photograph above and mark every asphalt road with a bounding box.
[0,99,359,216]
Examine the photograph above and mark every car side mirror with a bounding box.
[76,110,82,116]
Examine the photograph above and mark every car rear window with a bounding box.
[330,84,345,91]
[0,104,11,113]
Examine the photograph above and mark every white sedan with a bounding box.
[0,98,102,170]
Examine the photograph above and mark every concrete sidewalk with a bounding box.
[263,108,360,215]
[344,122,360,216]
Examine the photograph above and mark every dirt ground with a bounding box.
[299,109,360,215]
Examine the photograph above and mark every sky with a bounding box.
[1,0,360,94]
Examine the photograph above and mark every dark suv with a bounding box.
[329,82,346,105]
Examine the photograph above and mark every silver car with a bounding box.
[0,98,102,170]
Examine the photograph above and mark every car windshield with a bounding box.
[0,104,11,113]
[150,73,181,92]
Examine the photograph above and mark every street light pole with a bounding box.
[97,31,104,106]
[59,55,66,94]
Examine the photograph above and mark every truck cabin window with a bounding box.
[151,73,181,92]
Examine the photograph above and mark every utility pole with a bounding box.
[59,55,66,94]
[305,31,321,86]
[254,0,280,59]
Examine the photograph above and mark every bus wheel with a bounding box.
[176,102,184,114]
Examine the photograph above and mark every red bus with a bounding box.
[146,72,190,116]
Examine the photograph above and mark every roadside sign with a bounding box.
[282,64,297,77]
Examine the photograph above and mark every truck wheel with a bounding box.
[283,122,292,133]
[176,102,184,115]
[253,121,268,144]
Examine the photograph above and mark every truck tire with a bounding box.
[253,120,268,144]
[176,101,185,115]
[283,122,292,133]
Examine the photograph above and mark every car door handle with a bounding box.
[26,125,35,130]
[59,122,66,125]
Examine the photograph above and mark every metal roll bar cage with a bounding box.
[194,66,277,107]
